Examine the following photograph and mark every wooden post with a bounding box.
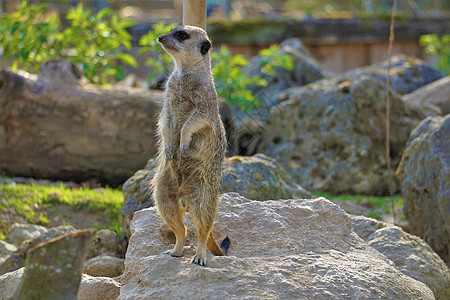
[183,0,207,30]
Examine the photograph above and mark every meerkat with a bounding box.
[152,25,229,266]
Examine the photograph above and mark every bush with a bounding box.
[211,46,267,110]
[138,22,175,84]
[420,33,449,75]
[0,1,137,85]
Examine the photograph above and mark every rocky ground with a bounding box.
[0,35,448,299]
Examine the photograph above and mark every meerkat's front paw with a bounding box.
[192,255,206,267]
[164,249,183,257]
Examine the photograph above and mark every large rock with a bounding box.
[403,76,450,115]
[0,268,121,300]
[118,193,433,299]
[221,154,311,200]
[121,154,310,240]
[0,225,76,275]
[343,55,445,95]
[396,115,450,265]
[239,75,435,195]
[6,223,48,247]
[351,215,450,300]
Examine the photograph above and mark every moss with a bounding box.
[0,182,124,237]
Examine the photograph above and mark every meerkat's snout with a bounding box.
[158,26,212,60]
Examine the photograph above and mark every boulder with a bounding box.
[6,223,48,247]
[238,75,435,195]
[0,225,76,275]
[84,255,125,278]
[121,155,311,240]
[396,115,450,265]
[0,268,121,300]
[118,193,433,299]
[0,241,17,266]
[343,55,445,95]
[403,76,450,115]
[351,215,450,300]
[221,154,311,200]
[87,229,127,259]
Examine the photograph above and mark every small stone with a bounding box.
[88,229,127,259]
[7,224,48,247]
[0,241,17,265]
[84,255,125,278]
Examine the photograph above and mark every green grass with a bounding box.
[313,191,403,220]
[0,182,124,238]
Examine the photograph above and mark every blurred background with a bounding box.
[0,0,449,276]
[1,0,448,76]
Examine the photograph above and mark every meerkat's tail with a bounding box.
[207,234,230,256]
[220,236,230,254]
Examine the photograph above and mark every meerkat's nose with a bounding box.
[158,35,165,43]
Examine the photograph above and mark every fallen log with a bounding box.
[0,62,158,184]
[0,61,235,185]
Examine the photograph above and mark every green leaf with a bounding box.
[11,60,18,71]
[97,8,112,20]
[121,39,132,51]
[117,53,137,68]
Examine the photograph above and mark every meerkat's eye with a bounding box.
[174,30,189,41]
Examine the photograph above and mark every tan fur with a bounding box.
[151,26,227,266]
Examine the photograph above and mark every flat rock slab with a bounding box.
[119,193,433,299]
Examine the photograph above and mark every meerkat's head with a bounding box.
[158,25,212,70]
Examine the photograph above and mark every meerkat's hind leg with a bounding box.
[157,194,186,257]
[163,209,186,257]
[189,209,213,266]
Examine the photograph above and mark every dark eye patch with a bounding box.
[174,30,189,41]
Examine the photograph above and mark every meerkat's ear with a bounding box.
[200,40,211,55]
